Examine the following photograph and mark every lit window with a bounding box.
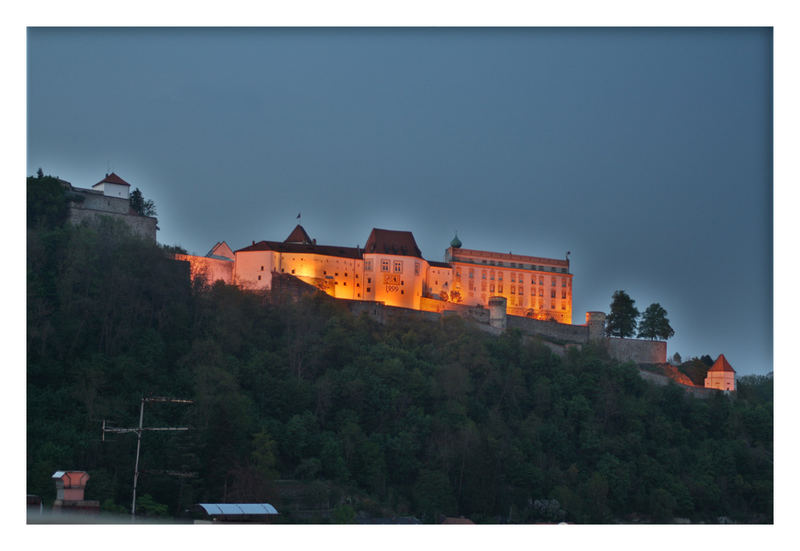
[381,260,390,272]
[393,261,402,273]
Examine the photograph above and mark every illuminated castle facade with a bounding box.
[177,225,573,323]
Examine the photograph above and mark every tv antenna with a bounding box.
[102,396,194,521]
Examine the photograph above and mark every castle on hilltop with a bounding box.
[176,224,573,323]
[175,224,738,393]
[60,172,158,241]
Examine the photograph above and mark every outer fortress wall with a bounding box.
[174,254,234,285]
[506,315,589,343]
[69,207,158,241]
[605,338,667,364]
[243,273,669,368]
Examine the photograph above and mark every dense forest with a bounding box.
[27,175,773,523]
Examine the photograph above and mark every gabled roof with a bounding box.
[285,225,313,244]
[708,354,735,373]
[364,228,422,258]
[206,241,234,261]
[93,172,131,187]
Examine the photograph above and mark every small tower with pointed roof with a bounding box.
[92,172,131,200]
[285,225,313,245]
[704,354,736,392]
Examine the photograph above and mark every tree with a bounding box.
[27,174,68,229]
[671,352,682,365]
[605,290,639,338]
[637,303,675,340]
[130,187,157,217]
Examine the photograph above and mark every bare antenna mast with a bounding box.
[102,396,194,521]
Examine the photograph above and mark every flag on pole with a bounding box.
[297,212,301,219]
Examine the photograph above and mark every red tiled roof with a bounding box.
[94,172,131,187]
[364,228,422,258]
[285,225,313,244]
[235,240,362,259]
[708,354,735,373]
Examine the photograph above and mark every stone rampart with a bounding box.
[637,368,717,399]
[605,338,666,364]
[506,315,589,344]
[226,273,670,369]
[175,254,234,285]
[69,206,157,241]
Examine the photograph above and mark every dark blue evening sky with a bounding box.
[27,28,773,375]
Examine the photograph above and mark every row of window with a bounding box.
[452,256,569,273]
[364,259,422,275]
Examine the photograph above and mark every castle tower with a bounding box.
[704,354,736,392]
[91,172,131,199]
[488,296,507,330]
[586,311,606,341]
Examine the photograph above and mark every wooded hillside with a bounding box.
[26,176,773,523]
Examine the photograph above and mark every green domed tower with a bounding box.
[450,233,462,249]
